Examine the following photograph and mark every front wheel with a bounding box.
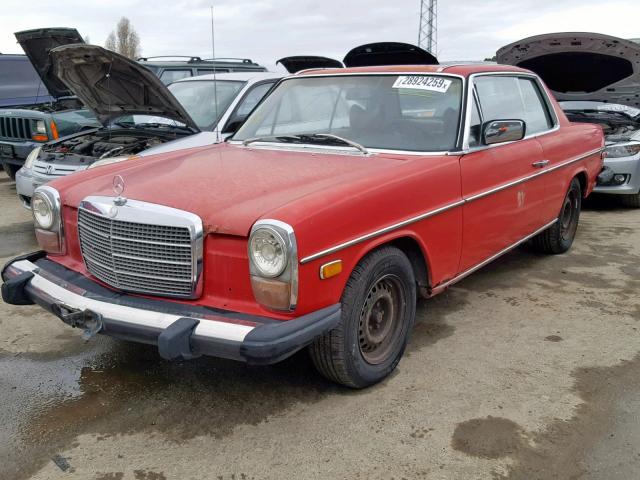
[531,177,582,254]
[309,246,416,388]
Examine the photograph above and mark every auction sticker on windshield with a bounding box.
[392,76,452,93]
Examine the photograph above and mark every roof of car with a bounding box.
[171,71,286,84]
[296,63,530,77]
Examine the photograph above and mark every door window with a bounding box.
[474,76,554,137]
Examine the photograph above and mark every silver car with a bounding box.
[497,32,640,207]
[16,47,284,208]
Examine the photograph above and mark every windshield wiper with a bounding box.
[242,134,305,146]
[242,133,369,155]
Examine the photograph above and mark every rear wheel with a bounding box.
[532,177,582,254]
[309,246,416,388]
[620,193,640,208]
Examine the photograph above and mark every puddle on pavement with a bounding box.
[451,353,640,479]
[0,335,340,480]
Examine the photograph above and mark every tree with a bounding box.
[104,17,141,59]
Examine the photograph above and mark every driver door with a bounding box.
[459,75,548,272]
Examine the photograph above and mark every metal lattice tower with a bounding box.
[418,0,437,55]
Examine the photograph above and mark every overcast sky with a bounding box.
[2,0,640,69]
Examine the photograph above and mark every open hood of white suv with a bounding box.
[497,32,640,109]
[50,44,199,130]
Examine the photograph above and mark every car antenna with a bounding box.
[211,5,221,142]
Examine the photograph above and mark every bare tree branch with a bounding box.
[104,17,141,59]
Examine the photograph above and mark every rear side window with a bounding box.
[474,76,553,136]
[160,69,192,85]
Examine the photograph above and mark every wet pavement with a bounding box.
[0,172,638,480]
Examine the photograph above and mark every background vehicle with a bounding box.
[17,67,283,208]
[137,56,267,84]
[0,54,54,107]
[497,32,640,206]
[0,28,100,179]
[2,64,603,389]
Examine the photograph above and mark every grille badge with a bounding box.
[112,175,127,206]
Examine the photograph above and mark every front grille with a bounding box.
[77,206,198,298]
[0,117,32,140]
[32,161,84,180]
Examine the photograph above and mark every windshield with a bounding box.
[233,74,462,151]
[168,80,245,130]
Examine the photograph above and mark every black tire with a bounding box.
[532,177,582,254]
[309,246,416,388]
[620,193,640,208]
[2,163,18,180]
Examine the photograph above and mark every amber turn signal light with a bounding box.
[320,260,342,279]
[31,134,48,142]
[250,275,292,311]
[50,120,59,140]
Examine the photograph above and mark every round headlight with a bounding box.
[24,146,42,170]
[32,192,54,229]
[249,227,288,277]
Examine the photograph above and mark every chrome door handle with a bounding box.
[532,160,550,168]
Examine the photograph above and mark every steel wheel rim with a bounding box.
[358,274,405,365]
[560,189,579,241]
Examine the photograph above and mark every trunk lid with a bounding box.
[277,56,343,73]
[496,32,640,108]
[343,42,438,67]
[49,44,199,130]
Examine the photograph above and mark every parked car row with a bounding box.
[0,28,269,181]
[2,28,633,388]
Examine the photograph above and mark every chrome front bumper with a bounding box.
[2,253,340,364]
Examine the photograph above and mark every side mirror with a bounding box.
[482,120,526,145]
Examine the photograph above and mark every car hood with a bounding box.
[277,56,343,73]
[496,32,640,108]
[55,143,406,236]
[343,42,438,67]
[49,44,199,130]
[14,28,85,98]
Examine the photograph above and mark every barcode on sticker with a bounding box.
[392,76,452,93]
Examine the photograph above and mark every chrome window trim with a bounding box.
[77,196,204,299]
[250,219,299,310]
[299,147,602,264]
[230,71,466,156]
[461,71,561,152]
[300,200,465,264]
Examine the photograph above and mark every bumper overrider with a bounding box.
[1,252,340,364]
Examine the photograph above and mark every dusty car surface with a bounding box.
[2,64,603,388]
[497,32,640,206]
[16,68,283,208]
[0,28,100,179]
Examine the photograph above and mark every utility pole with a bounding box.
[418,0,437,55]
